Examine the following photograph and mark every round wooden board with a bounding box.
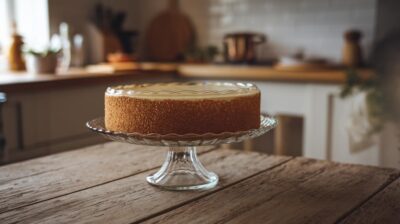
[145,0,195,62]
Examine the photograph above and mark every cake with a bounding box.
[105,82,260,134]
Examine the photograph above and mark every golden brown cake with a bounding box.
[105,82,260,134]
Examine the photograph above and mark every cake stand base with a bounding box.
[87,114,277,191]
[146,146,218,190]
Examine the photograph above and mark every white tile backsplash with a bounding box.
[204,0,376,63]
[124,0,378,63]
[48,0,392,64]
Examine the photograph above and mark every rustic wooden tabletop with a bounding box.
[0,142,399,224]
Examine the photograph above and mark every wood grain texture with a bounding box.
[145,0,194,61]
[0,70,175,93]
[0,142,168,213]
[1,142,399,224]
[0,149,291,224]
[339,177,400,224]
[86,62,178,73]
[274,114,303,156]
[144,158,400,224]
[1,65,373,93]
[178,64,374,84]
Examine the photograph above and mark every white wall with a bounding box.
[0,0,11,47]
[15,0,50,50]
[135,0,377,63]
[47,0,381,64]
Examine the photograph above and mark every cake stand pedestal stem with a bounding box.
[146,146,219,190]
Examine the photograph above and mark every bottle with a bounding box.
[72,34,84,67]
[342,30,363,67]
[59,22,71,72]
[7,22,25,71]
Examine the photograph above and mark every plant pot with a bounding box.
[26,54,57,74]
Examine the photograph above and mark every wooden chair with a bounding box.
[274,114,303,156]
[222,114,303,156]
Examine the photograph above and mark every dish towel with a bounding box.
[347,92,378,153]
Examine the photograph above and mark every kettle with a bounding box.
[224,32,266,64]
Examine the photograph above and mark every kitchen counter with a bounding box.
[1,64,389,168]
[1,142,399,223]
[0,68,177,163]
[0,69,176,93]
[178,64,373,84]
[0,64,374,93]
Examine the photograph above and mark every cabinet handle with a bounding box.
[15,102,24,150]
[0,109,5,156]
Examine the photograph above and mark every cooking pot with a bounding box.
[224,32,266,63]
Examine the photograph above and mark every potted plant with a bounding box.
[341,32,400,132]
[341,31,400,160]
[25,48,59,74]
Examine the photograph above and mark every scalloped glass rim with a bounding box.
[86,114,277,146]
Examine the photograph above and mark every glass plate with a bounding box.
[86,114,277,191]
[86,114,276,146]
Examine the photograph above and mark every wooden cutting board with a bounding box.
[273,63,334,72]
[86,62,178,73]
[145,0,194,62]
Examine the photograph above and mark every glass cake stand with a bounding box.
[86,114,277,191]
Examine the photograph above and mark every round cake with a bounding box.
[105,82,260,134]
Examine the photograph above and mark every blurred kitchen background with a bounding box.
[0,0,399,168]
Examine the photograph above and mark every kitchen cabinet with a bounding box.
[1,73,175,163]
[2,86,106,155]
[178,65,400,167]
[223,80,398,168]
[1,67,397,168]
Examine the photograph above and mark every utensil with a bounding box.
[224,32,266,64]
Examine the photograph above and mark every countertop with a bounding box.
[178,64,373,84]
[0,69,176,93]
[0,142,399,223]
[0,64,374,93]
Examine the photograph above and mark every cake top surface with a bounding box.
[106,82,259,100]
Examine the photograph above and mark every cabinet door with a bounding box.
[46,86,105,141]
[2,75,177,163]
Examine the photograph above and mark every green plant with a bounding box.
[341,30,400,136]
[340,69,385,133]
[183,45,220,62]
[25,48,60,57]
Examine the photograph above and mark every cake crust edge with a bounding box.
[105,93,260,134]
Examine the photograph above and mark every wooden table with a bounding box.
[0,142,399,224]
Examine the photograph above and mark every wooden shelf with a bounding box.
[178,64,374,84]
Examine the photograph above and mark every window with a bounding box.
[0,0,11,48]
[0,0,50,50]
